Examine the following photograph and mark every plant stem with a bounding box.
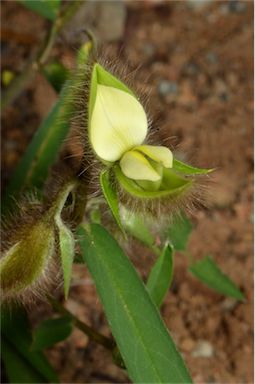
[1,0,83,110]
[49,297,115,351]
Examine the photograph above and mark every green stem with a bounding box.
[49,297,115,351]
[1,0,83,110]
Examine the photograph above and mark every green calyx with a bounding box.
[112,156,213,199]
[114,164,193,199]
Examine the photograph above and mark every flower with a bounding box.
[87,62,212,217]
[88,63,173,186]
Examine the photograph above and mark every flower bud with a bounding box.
[1,216,56,303]
[1,180,78,304]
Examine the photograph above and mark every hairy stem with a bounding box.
[49,297,115,351]
[1,0,83,110]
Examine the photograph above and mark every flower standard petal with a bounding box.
[135,145,173,168]
[120,150,161,181]
[90,85,148,162]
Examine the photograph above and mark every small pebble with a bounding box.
[229,0,247,13]
[219,4,230,15]
[158,80,178,96]
[186,0,213,10]
[142,43,156,57]
[182,61,200,76]
[206,52,218,65]
[221,297,238,311]
[191,340,214,358]
[96,1,126,42]
[220,1,246,15]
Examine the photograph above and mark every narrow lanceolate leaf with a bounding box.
[2,87,71,208]
[173,158,214,175]
[189,256,245,300]
[1,308,58,383]
[32,316,73,351]
[100,169,123,232]
[147,244,174,307]
[2,42,93,211]
[167,214,192,251]
[78,224,192,384]
[121,207,155,247]
[19,0,61,21]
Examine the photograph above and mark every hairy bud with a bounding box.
[1,180,77,304]
[1,211,56,304]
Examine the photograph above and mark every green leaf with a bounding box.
[167,214,192,251]
[1,307,59,383]
[2,338,47,383]
[42,61,70,93]
[189,256,245,300]
[100,169,123,232]
[77,224,192,384]
[147,244,174,307]
[173,158,214,175]
[19,0,61,21]
[32,316,73,351]
[2,86,71,208]
[2,41,93,211]
[121,207,155,247]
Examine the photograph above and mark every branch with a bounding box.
[1,0,83,110]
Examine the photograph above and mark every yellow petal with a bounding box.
[135,145,173,168]
[90,85,148,162]
[120,150,161,181]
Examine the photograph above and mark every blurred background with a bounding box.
[1,0,253,383]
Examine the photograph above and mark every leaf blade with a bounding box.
[77,224,192,384]
[2,337,48,384]
[2,41,94,210]
[1,308,59,383]
[2,88,71,207]
[19,0,61,21]
[100,169,123,232]
[189,256,245,300]
[167,214,193,251]
[32,316,73,351]
[147,244,174,307]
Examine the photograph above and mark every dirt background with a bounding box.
[1,0,254,383]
